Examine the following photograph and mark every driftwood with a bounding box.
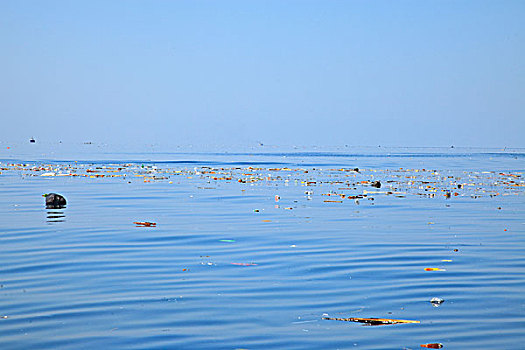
[323,316,420,325]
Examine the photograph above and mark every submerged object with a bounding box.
[371,180,381,188]
[43,193,67,208]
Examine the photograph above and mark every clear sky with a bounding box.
[1,0,524,148]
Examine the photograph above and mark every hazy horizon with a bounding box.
[2,1,524,148]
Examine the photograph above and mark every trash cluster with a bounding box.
[1,160,523,349]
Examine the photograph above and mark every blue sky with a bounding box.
[1,0,524,148]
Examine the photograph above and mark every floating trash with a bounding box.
[430,297,445,307]
[322,316,419,326]
[133,221,156,227]
[231,263,258,266]
[43,193,66,208]
[420,343,443,349]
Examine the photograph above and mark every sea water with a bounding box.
[1,143,524,349]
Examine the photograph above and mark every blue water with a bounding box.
[1,144,524,349]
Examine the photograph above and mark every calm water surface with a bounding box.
[1,145,524,349]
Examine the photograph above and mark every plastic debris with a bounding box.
[322,316,419,325]
[421,343,443,349]
[430,297,445,306]
[231,263,258,266]
[133,221,156,227]
[43,193,67,208]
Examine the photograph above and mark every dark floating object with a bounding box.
[30,138,36,143]
[43,193,67,208]
[353,168,360,173]
[371,180,381,188]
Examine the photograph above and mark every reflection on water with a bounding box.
[46,208,65,223]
